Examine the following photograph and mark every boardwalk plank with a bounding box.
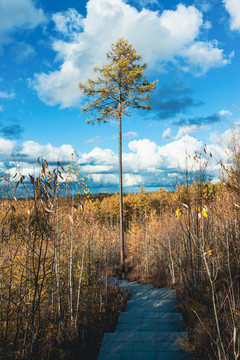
[97,279,190,360]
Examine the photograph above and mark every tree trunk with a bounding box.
[69,201,74,323]
[118,99,125,278]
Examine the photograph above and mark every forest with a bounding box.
[0,128,240,360]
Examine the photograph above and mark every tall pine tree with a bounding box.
[78,38,157,277]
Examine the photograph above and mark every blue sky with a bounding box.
[0,0,240,193]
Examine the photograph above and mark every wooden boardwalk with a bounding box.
[97,279,190,360]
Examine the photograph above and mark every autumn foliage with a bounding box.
[1,146,240,359]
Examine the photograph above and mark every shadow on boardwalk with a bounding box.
[97,279,190,360]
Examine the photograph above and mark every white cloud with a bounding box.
[219,109,232,117]
[0,0,47,48]
[210,127,236,154]
[90,173,119,186]
[78,136,210,188]
[7,161,74,182]
[125,139,161,172]
[0,137,16,159]
[0,134,226,190]
[52,8,83,38]
[0,139,75,182]
[194,0,212,13]
[0,91,15,99]
[223,0,240,31]
[123,131,138,138]
[7,162,42,179]
[32,61,82,108]
[162,128,172,139]
[181,41,233,75]
[81,164,113,173]
[175,124,206,138]
[206,143,227,160]
[123,173,143,186]
[19,141,74,164]
[202,20,212,29]
[80,147,117,167]
[162,124,206,140]
[123,136,205,175]
[0,140,75,181]
[167,172,178,177]
[32,0,231,108]
[159,4,201,45]
[77,135,224,189]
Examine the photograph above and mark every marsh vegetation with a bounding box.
[1,132,240,359]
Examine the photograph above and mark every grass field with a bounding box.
[1,155,240,359]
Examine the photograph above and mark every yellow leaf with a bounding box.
[176,209,182,219]
[202,209,208,218]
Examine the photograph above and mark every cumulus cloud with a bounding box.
[223,0,240,31]
[78,137,204,189]
[79,134,228,189]
[0,136,16,155]
[123,173,143,186]
[76,136,215,189]
[194,0,213,13]
[18,141,74,164]
[52,8,83,38]
[32,0,231,108]
[210,127,237,152]
[7,161,42,180]
[180,41,234,75]
[0,139,76,186]
[0,0,47,49]
[32,61,82,108]
[0,134,227,191]
[89,173,119,187]
[80,135,226,190]
[80,147,117,167]
[125,136,202,173]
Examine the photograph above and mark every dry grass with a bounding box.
[1,157,240,359]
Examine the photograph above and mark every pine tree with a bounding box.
[78,38,157,277]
